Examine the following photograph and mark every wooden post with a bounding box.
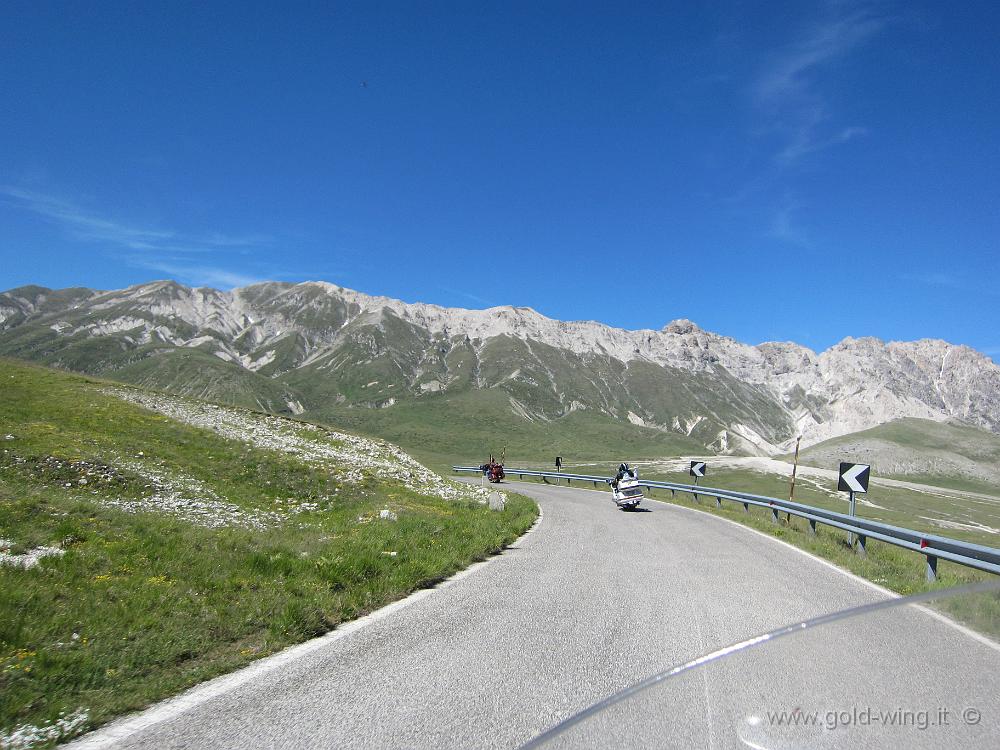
[787,435,801,523]
[788,436,801,501]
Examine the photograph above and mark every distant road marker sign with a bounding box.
[838,462,870,493]
[690,461,706,478]
[838,462,871,548]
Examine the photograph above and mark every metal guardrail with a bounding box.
[453,466,1000,582]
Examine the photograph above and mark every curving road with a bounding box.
[69,481,1000,749]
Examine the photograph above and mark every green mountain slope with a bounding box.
[4,279,1000,468]
[793,418,1000,495]
[110,347,306,414]
[0,282,798,456]
[307,387,709,470]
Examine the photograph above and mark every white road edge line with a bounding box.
[65,506,545,749]
[509,480,1000,653]
[640,488,1000,654]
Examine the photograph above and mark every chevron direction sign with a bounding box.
[838,462,870,493]
[690,461,707,478]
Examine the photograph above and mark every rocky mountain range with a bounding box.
[2,279,998,456]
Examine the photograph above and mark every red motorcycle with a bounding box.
[481,450,506,483]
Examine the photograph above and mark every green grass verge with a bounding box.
[0,359,537,745]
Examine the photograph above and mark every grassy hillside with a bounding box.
[790,418,1000,496]
[0,358,536,746]
[306,387,711,472]
[109,346,305,414]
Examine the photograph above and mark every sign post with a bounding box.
[788,436,801,501]
[786,435,802,522]
[837,462,870,547]
[555,456,562,473]
[689,461,706,501]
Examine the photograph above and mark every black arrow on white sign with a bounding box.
[690,461,706,478]
[838,462,870,493]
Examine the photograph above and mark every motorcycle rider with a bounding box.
[611,462,634,489]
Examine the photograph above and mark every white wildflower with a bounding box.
[0,708,89,749]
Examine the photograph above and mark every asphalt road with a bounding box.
[69,481,1000,749]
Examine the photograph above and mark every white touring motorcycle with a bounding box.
[609,463,643,510]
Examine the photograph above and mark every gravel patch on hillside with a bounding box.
[0,538,65,570]
[102,388,499,506]
[1,451,284,531]
[103,458,285,530]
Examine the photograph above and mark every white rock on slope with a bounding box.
[103,387,503,506]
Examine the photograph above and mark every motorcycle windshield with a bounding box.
[524,581,1000,749]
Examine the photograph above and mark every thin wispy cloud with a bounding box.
[898,272,1000,302]
[752,4,885,166]
[901,272,965,291]
[0,186,268,254]
[767,195,813,248]
[777,125,869,165]
[132,258,265,289]
[0,185,271,289]
[438,286,498,308]
[753,8,884,102]
[733,3,890,250]
[1,186,174,248]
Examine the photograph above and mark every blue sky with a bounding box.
[1,1,998,356]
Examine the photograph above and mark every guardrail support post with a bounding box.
[670,489,675,498]
[926,555,938,582]
[856,534,867,558]
[808,519,817,535]
[742,501,749,514]
[693,492,699,503]
[716,496,722,509]
[770,506,779,524]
